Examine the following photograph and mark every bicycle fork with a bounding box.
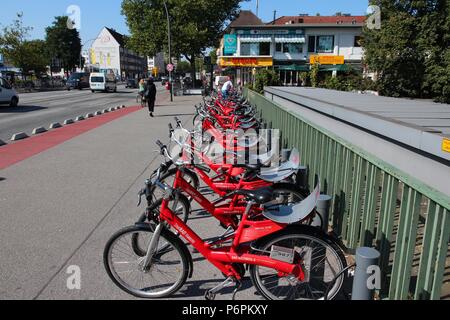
[142,222,165,272]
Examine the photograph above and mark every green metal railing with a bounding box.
[244,88,450,300]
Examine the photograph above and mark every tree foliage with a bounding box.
[45,16,82,72]
[121,0,244,79]
[254,68,281,94]
[0,13,49,76]
[363,0,450,102]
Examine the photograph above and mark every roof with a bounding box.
[269,15,366,26]
[105,27,126,47]
[228,10,264,28]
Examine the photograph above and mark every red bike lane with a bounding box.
[0,106,142,170]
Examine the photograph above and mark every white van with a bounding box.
[90,72,117,93]
[0,77,19,107]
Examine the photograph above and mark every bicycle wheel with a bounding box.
[250,225,347,300]
[104,224,189,299]
[137,194,190,225]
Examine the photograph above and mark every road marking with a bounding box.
[0,106,141,170]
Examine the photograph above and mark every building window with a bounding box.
[276,43,282,52]
[354,36,362,47]
[308,35,335,53]
[277,43,303,54]
[260,42,271,56]
[317,36,334,53]
[308,36,316,53]
[240,42,270,56]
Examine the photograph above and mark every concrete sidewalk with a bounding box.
[0,91,200,299]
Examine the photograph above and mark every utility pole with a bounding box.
[256,0,259,18]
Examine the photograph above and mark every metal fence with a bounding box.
[244,88,450,300]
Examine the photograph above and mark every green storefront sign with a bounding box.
[224,34,237,55]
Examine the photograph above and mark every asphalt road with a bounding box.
[0,84,165,142]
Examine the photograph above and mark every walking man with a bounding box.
[145,78,157,117]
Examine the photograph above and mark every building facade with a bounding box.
[218,11,365,86]
[148,52,165,77]
[89,27,147,79]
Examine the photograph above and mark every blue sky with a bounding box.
[0,0,369,44]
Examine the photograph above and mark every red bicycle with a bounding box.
[104,144,347,300]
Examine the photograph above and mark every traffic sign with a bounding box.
[167,64,174,72]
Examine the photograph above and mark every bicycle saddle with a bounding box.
[235,187,274,204]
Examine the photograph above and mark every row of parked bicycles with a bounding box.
[103,89,348,300]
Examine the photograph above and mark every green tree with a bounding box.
[121,0,244,81]
[363,0,450,102]
[176,60,191,74]
[0,13,48,77]
[254,68,281,94]
[45,16,82,72]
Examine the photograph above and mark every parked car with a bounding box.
[90,72,117,93]
[66,72,90,90]
[161,76,169,85]
[126,78,138,89]
[0,77,19,107]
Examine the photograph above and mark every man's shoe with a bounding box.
[150,113,154,118]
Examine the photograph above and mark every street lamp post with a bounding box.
[162,1,174,102]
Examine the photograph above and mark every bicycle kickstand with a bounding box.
[204,277,239,301]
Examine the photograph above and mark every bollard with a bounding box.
[352,247,381,300]
[312,194,332,232]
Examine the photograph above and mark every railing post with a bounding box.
[352,247,381,300]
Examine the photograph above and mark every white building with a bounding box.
[218,11,366,86]
[89,27,147,79]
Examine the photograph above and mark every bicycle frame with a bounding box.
[158,193,304,281]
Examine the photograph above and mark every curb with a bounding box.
[49,123,62,129]
[1,106,127,147]
[32,127,47,135]
[11,132,29,141]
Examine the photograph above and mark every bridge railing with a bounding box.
[244,88,450,300]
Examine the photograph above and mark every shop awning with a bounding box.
[275,35,306,43]
[240,35,272,43]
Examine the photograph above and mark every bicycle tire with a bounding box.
[249,225,347,300]
[149,168,200,203]
[136,193,191,225]
[104,224,190,299]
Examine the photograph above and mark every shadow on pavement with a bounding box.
[0,105,47,113]
[0,177,5,182]
[154,113,195,118]
[172,278,255,299]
